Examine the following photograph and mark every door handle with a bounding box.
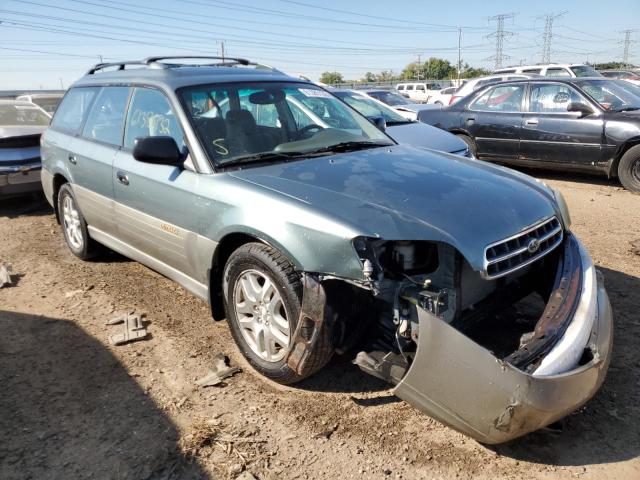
[525,118,539,126]
[116,171,129,186]
[68,154,77,165]
[466,117,476,124]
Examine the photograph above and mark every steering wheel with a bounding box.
[296,124,324,139]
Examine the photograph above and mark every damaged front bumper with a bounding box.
[393,236,613,444]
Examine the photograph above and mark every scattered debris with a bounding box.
[195,354,241,387]
[106,309,136,325]
[0,263,13,288]
[630,239,640,256]
[107,311,148,346]
[64,289,84,298]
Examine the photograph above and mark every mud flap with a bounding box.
[393,287,612,444]
[286,274,328,376]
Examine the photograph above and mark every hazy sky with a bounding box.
[1,0,639,89]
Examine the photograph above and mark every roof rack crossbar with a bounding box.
[144,55,250,66]
[86,61,145,75]
[86,56,282,75]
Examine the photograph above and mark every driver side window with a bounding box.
[124,87,184,151]
[528,83,588,113]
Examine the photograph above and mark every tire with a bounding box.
[57,183,99,260]
[456,133,477,158]
[617,145,640,193]
[223,242,333,384]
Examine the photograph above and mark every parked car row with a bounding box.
[417,77,640,192]
[37,56,612,445]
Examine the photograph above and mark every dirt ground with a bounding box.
[1,169,639,480]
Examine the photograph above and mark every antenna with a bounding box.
[485,13,515,69]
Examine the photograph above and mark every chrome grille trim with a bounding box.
[483,216,563,279]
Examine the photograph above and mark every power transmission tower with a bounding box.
[620,29,637,68]
[485,14,515,70]
[539,12,567,64]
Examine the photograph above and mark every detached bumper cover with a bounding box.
[393,236,613,444]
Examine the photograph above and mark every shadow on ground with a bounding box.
[515,167,620,189]
[495,266,640,466]
[0,310,209,480]
[0,194,52,219]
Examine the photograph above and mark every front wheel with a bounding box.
[455,133,477,158]
[617,145,640,193]
[223,242,333,384]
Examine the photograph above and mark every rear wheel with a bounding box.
[456,133,477,158]
[57,183,99,260]
[617,145,640,193]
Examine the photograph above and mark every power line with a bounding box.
[539,11,567,63]
[485,13,515,69]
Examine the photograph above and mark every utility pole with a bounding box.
[416,53,422,80]
[99,54,103,63]
[59,78,64,89]
[620,29,637,68]
[219,40,225,62]
[457,27,462,84]
[539,12,567,64]
[485,13,515,70]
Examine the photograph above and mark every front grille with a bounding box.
[484,216,563,279]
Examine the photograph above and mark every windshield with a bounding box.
[179,82,392,166]
[367,90,412,106]
[577,79,640,111]
[0,103,50,126]
[333,91,408,124]
[570,66,602,77]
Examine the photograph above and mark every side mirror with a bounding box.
[567,102,593,118]
[132,136,182,165]
[369,116,386,131]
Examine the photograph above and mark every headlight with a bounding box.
[551,188,572,230]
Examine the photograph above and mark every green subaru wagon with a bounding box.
[41,57,612,444]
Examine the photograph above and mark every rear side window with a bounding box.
[546,68,571,77]
[471,84,525,112]
[406,85,414,91]
[82,87,131,146]
[522,68,542,74]
[397,85,405,90]
[51,87,99,134]
[416,85,425,91]
[124,87,184,150]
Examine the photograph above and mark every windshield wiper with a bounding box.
[308,141,392,154]
[219,150,331,168]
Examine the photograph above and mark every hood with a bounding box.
[229,145,557,272]
[386,122,467,153]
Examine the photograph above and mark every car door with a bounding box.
[112,86,203,279]
[464,83,526,160]
[69,86,131,235]
[520,82,603,165]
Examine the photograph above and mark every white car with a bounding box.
[358,89,440,120]
[395,82,444,103]
[494,63,602,78]
[426,86,458,106]
[598,70,640,86]
[448,74,538,106]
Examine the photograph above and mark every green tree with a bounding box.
[319,71,344,85]
[459,63,491,79]
[363,71,377,82]
[591,61,635,70]
[400,57,456,80]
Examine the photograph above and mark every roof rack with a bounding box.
[86,56,281,75]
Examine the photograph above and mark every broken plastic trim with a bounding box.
[393,235,613,444]
[285,273,329,375]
